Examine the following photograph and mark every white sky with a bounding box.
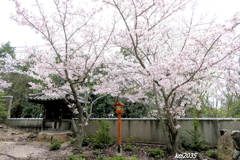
[0,0,239,54]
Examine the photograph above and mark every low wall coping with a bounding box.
[8,118,240,121]
[1,96,13,99]
[8,118,43,120]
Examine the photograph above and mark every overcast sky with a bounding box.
[0,0,239,54]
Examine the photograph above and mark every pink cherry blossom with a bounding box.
[11,0,240,153]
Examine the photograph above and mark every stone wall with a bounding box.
[6,118,240,147]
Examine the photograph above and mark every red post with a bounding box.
[117,113,121,153]
[112,100,124,154]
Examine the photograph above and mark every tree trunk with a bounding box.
[165,116,181,155]
[153,83,172,151]
[73,126,84,153]
[153,83,180,154]
[71,106,84,153]
[164,96,181,154]
[169,128,179,154]
[66,70,85,153]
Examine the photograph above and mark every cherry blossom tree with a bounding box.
[12,0,240,154]
[11,0,114,152]
[94,0,240,153]
[0,79,11,92]
[0,55,14,92]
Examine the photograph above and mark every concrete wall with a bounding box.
[7,118,43,132]
[7,118,71,132]
[84,118,167,144]
[7,118,240,147]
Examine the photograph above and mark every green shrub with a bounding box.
[49,142,61,150]
[70,134,92,147]
[80,154,89,159]
[148,148,164,159]
[124,134,136,151]
[92,120,113,149]
[207,151,217,159]
[70,138,76,145]
[108,155,137,160]
[83,135,92,147]
[96,156,107,160]
[108,156,127,160]
[0,94,8,123]
[126,134,136,143]
[186,119,206,151]
[180,133,191,150]
[67,154,89,160]
[92,150,102,155]
[123,144,134,151]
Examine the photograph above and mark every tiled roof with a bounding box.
[27,93,85,103]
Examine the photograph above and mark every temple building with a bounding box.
[27,93,84,131]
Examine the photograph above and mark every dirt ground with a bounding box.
[0,126,73,160]
[0,126,174,160]
[0,125,215,160]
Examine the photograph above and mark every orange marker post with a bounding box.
[117,113,121,151]
[112,100,124,154]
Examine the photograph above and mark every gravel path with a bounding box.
[0,142,47,159]
[0,141,73,160]
[0,127,73,160]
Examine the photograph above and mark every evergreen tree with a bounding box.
[0,42,43,118]
[0,93,8,123]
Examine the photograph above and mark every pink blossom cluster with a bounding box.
[0,55,16,92]
[0,79,11,92]
[10,0,240,121]
[94,0,240,118]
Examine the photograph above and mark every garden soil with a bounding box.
[0,126,206,160]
